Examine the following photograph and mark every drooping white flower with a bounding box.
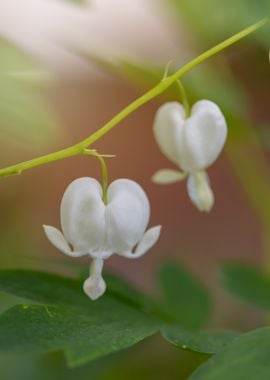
[152,100,227,212]
[43,178,161,300]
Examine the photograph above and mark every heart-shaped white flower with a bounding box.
[152,100,227,212]
[44,178,161,300]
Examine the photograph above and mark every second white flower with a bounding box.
[152,100,227,212]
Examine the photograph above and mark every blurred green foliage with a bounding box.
[221,263,270,311]
[167,0,270,47]
[0,263,229,373]
[0,270,159,367]
[0,39,59,149]
[0,342,207,380]
[158,262,212,329]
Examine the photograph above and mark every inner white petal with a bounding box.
[105,179,150,253]
[177,100,227,172]
[60,177,106,254]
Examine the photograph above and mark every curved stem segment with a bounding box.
[84,149,109,203]
[176,80,190,117]
[0,19,267,179]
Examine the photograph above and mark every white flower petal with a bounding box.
[187,172,214,212]
[105,179,150,253]
[60,178,106,254]
[152,169,187,184]
[153,102,186,165]
[178,100,227,172]
[120,225,161,259]
[43,225,85,257]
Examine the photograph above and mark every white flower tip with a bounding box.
[151,225,162,238]
[83,275,106,301]
[187,172,214,213]
[199,191,214,212]
[151,169,186,185]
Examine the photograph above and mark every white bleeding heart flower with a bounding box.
[43,178,161,300]
[152,100,227,212]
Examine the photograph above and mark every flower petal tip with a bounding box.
[133,225,161,257]
[152,169,186,185]
[43,224,85,257]
[83,275,106,301]
[43,225,71,254]
[187,172,214,213]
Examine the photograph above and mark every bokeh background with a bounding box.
[0,0,269,379]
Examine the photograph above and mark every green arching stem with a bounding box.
[0,19,267,179]
[77,19,267,149]
[83,149,109,203]
[176,80,190,117]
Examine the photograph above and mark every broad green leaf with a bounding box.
[0,304,157,367]
[221,263,270,310]
[0,269,160,316]
[0,351,113,380]
[189,327,270,379]
[0,39,59,148]
[0,270,160,366]
[158,262,212,329]
[162,325,238,354]
[104,271,161,315]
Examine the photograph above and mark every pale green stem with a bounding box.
[176,80,190,117]
[0,19,267,179]
[83,149,109,203]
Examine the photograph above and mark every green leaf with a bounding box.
[158,262,212,329]
[0,39,59,148]
[189,327,270,379]
[0,270,160,366]
[221,263,270,311]
[162,325,238,354]
[104,271,160,315]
